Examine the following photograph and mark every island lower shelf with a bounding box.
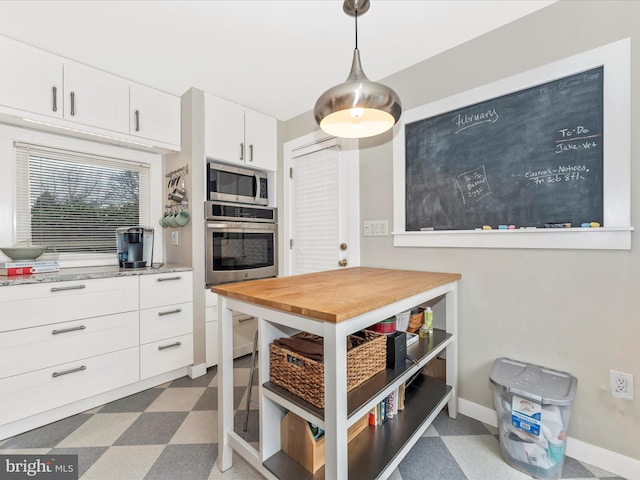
[264,374,452,480]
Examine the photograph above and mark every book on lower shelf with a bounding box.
[0,261,59,276]
[369,386,401,426]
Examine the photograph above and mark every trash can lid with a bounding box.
[489,357,578,405]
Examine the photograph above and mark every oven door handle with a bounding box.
[207,222,276,230]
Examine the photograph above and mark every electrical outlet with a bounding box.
[610,370,634,400]
[171,231,179,246]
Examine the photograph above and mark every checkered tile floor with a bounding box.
[0,355,624,479]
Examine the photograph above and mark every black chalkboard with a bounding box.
[405,66,603,231]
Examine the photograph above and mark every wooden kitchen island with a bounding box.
[212,267,461,480]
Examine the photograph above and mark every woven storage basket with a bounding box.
[269,330,387,408]
[408,308,424,333]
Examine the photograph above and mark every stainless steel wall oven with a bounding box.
[205,201,277,286]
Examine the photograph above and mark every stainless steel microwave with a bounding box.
[207,162,269,206]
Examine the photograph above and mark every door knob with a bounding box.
[338,258,348,267]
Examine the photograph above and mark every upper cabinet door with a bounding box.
[0,40,62,119]
[130,84,181,147]
[63,63,129,134]
[205,93,245,165]
[244,108,277,171]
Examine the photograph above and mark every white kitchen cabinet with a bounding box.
[130,84,181,146]
[205,93,277,171]
[0,347,139,426]
[0,311,139,379]
[63,63,130,134]
[0,35,181,152]
[205,289,257,368]
[0,276,139,332]
[0,38,62,119]
[139,272,194,379]
[0,276,140,427]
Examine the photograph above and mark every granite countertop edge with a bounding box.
[0,264,193,287]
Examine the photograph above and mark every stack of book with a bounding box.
[0,260,60,276]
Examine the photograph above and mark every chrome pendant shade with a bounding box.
[314,0,401,139]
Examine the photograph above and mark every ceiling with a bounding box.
[0,1,555,122]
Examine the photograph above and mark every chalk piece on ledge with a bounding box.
[498,225,508,230]
[581,223,591,228]
[420,227,435,231]
[482,225,492,230]
[590,222,601,228]
[508,225,516,230]
[544,222,572,228]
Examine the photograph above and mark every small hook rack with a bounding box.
[166,165,188,178]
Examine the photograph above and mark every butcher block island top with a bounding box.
[211,267,461,322]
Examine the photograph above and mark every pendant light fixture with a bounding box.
[314,0,401,139]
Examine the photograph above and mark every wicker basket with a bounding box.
[408,308,425,333]
[269,330,387,408]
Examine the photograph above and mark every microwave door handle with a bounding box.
[254,173,261,203]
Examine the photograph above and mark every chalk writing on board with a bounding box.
[454,108,499,134]
[404,66,604,231]
[555,125,601,154]
[456,166,491,205]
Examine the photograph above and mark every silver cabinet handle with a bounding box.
[237,314,254,323]
[51,284,86,292]
[52,86,57,112]
[52,325,86,335]
[158,308,181,316]
[70,91,75,116]
[249,144,254,162]
[158,341,181,351]
[135,109,140,131]
[52,365,86,377]
[240,142,244,161]
[157,276,181,282]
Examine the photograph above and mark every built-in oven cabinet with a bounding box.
[205,290,257,367]
[204,93,277,171]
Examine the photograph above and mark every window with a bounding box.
[15,142,150,259]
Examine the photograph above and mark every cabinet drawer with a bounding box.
[140,333,193,379]
[140,302,193,344]
[233,315,257,358]
[0,347,139,425]
[139,272,193,309]
[0,276,138,332]
[0,311,139,379]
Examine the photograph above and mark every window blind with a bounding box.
[14,142,150,255]
[291,141,342,274]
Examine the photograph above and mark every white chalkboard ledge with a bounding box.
[392,227,633,250]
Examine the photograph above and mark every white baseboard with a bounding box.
[188,362,207,379]
[458,397,640,480]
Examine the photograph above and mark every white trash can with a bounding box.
[489,357,578,480]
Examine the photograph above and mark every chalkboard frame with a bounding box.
[392,38,632,250]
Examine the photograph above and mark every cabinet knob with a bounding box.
[340,243,348,251]
[338,258,348,267]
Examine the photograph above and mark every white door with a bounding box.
[283,131,360,275]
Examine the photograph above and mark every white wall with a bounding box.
[282,0,640,463]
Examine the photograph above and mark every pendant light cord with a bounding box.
[354,8,358,49]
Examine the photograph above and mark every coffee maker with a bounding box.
[116,227,154,268]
